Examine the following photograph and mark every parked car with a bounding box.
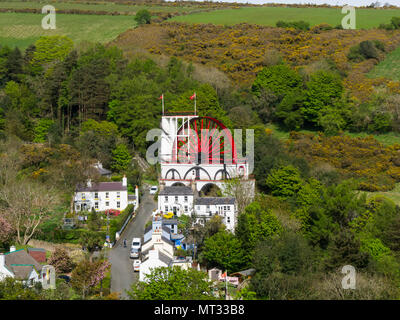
[130,248,140,259]
[57,275,70,283]
[149,186,158,194]
[133,259,141,272]
[131,237,141,250]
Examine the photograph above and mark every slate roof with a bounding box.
[159,251,173,265]
[76,182,127,192]
[195,197,236,206]
[159,186,193,196]
[142,235,174,247]
[4,249,42,280]
[162,219,178,225]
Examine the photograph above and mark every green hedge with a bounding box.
[35,228,106,244]
[109,204,134,242]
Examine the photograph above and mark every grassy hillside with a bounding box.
[169,7,400,29]
[266,123,400,147]
[0,1,194,14]
[0,12,136,49]
[368,45,400,81]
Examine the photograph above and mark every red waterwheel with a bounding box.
[172,116,237,164]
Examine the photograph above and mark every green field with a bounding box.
[368,45,400,81]
[266,123,400,147]
[0,12,136,49]
[169,7,400,29]
[0,0,194,13]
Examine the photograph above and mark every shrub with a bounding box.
[134,9,151,26]
[266,165,303,198]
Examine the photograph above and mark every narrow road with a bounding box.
[108,188,156,299]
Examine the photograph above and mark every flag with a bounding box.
[158,94,163,100]
[190,92,196,100]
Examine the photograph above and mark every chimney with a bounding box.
[135,185,139,210]
[9,245,16,253]
[122,175,127,187]
[87,179,92,188]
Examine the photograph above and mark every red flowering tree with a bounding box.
[48,248,74,274]
[0,216,14,245]
[70,259,111,299]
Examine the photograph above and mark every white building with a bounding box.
[141,227,175,262]
[158,185,194,216]
[74,176,139,212]
[158,113,254,194]
[157,186,238,231]
[0,247,43,286]
[139,249,173,282]
[194,197,237,232]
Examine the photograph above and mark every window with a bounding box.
[76,204,80,211]
[175,196,178,202]
[94,192,98,199]
[184,206,188,212]
[117,192,120,198]
[206,205,210,211]
[184,196,188,202]
[165,196,168,202]
[224,206,227,211]
[95,202,99,209]
[165,206,169,212]
[227,217,231,223]
[106,192,109,198]
[105,202,109,207]
[117,201,120,208]
[81,193,85,200]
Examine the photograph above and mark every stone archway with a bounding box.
[199,183,222,197]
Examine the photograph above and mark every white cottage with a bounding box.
[74,176,138,212]
[0,247,43,286]
[194,197,237,232]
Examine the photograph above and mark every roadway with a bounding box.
[108,187,156,299]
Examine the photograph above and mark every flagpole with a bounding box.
[194,92,196,115]
[162,94,164,115]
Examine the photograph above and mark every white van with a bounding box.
[149,186,158,194]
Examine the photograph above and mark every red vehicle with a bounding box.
[104,209,121,216]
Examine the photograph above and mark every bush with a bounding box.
[347,40,384,62]
[134,9,151,25]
